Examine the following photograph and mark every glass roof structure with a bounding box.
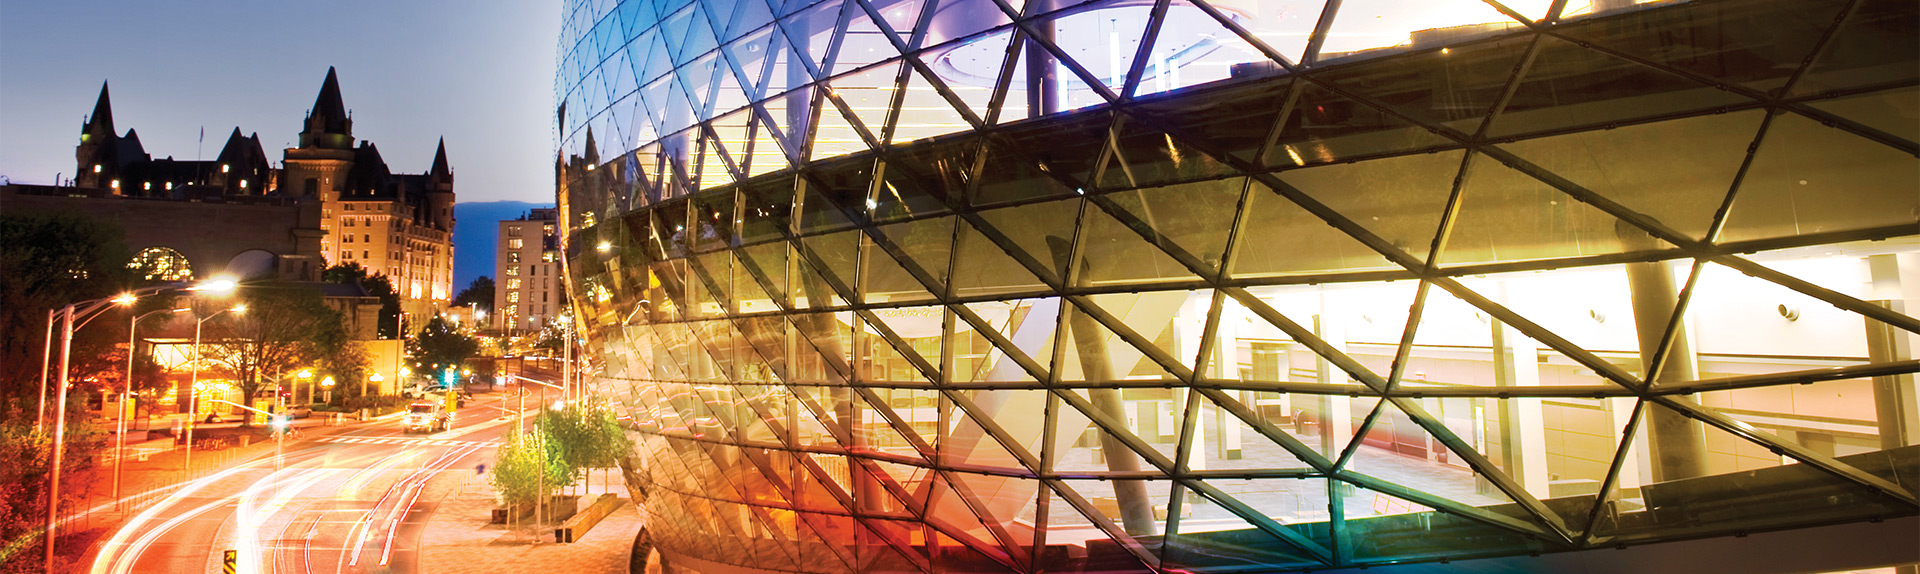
[553,0,1920,571]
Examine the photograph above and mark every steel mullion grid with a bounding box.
[1577,397,1646,546]
[1117,0,1173,100]
[1041,478,1164,570]
[926,468,1034,570]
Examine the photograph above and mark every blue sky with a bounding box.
[0,0,561,204]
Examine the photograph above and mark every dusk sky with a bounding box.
[0,0,561,204]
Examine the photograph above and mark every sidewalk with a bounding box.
[418,466,642,574]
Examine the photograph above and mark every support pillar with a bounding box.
[1312,309,1351,457]
[1618,223,1706,481]
[1867,255,1919,449]
[1490,288,1550,497]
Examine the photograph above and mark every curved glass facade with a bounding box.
[555,0,1920,571]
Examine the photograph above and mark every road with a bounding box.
[90,394,525,574]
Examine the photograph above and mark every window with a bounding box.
[342,251,352,260]
[509,238,524,249]
[507,278,522,289]
[508,291,520,303]
[346,204,356,211]
[508,252,521,264]
[364,234,371,242]
[363,251,369,259]
[508,227,521,237]
[542,291,548,302]
[345,218,355,228]
[506,266,518,276]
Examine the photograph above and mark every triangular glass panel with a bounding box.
[679,51,725,123]
[1589,398,1918,546]
[723,27,777,100]
[925,474,1027,567]
[1055,298,1184,387]
[1342,398,1550,528]
[1163,482,1326,572]
[1496,110,1763,242]
[942,395,1038,473]
[1076,204,1203,287]
[793,512,858,572]
[695,133,737,190]
[858,313,936,384]
[949,221,1051,299]
[870,160,954,222]
[887,136,980,207]
[791,247,852,309]
[799,228,861,292]
[1275,150,1460,266]
[760,28,815,99]
[1186,390,1314,472]
[1717,112,1920,244]
[1696,377,1911,482]
[1440,155,1674,268]
[1085,290,1209,375]
[927,529,1018,573]
[827,61,905,140]
[797,171,862,232]
[1318,9,1529,136]
[864,304,946,375]
[1097,115,1236,191]
[860,235,941,304]
[868,387,942,452]
[1793,0,1915,98]
[1340,479,1556,564]
[832,4,907,76]
[857,519,933,572]
[1805,86,1920,146]
[955,298,1057,383]
[871,215,954,287]
[736,318,788,380]
[1659,258,1899,386]
[871,458,934,502]
[732,251,780,314]
[948,389,1049,467]
[1047,478,1168,561]
[1490,34,1754,139]
[969,136,1082,207]
[783,0,845,75]
[1262,82,1458,170]
[938,473,1042,565]
[1564,0,1839,96]
[1320,0,1531,56]
[1052,388,1183,472]
[1229,180,1404,278]
[711,50,754,116]
[737,240,791,305]
[810,90,874,161]
[889,62,977,145]
[1129,1,1305,100]
[971,198,1081,284]
[1404,279,1625,391]
[746,112,794,176]
[1031,489,1157,573]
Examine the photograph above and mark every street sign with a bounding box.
[222,549,236,574]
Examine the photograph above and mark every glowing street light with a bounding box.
[184,304,245,480]
[114,306,188,504]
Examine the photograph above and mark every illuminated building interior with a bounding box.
[553,0,1920,571]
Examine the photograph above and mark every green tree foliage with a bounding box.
[450,276,494,315]
[407,316,479,384]
[202,285,350,425]
[488,427,570,507]
[0,214,135,401]
[322,263,402,339]
[0,402,106,572]
[488,404,632,507]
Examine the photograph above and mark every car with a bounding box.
[280,404,314,419]
[402,401,449,433]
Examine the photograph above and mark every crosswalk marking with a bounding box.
[316,436,499,447]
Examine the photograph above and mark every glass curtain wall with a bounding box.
[554,0,1920,571]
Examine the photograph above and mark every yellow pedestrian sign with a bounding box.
[222,549,236,573]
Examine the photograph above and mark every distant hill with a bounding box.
[453,201,553,291]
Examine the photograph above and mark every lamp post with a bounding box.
[115,307,188,504]
[321,376,336,404]
[184,303,246,481]
[44,277,235,572]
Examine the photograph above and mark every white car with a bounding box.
[402,402,449,433]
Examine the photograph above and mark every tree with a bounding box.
[322,263,402,339]
[201,285,349,425]
[406,316,479,386]
[451,276,494,316]
[0,213,135,402]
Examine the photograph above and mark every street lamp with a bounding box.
[321,376,336,404]
[42,276,235,572]
[184,303,246,481]
[115,306,188,504]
